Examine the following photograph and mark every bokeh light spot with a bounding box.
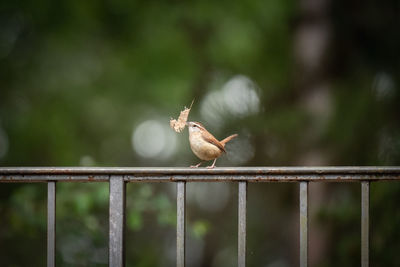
[132,119,177,160]
[201,75,260,128]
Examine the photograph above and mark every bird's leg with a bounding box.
[190,161,203,168]
[206,158,217,169]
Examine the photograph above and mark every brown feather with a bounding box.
[201,130,226,153]
[220,134,238,146]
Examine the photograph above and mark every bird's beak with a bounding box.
[185,122,189,126]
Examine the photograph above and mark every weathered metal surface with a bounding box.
[47,182,56,267]
[0,167,397,266]
[1,167,399,182]
[177,182,186,267]
[1,166,400,175]
[238,182,247,267]
[109,176,126,267]
[300,182,308,267]
[361,182,369,267]
[0,174,110,182]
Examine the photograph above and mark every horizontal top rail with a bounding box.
[1,167,400,182]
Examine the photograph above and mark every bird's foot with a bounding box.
[190,162,203,168]
[206,159,217,169]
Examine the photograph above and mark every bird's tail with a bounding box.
[220,134,238,147]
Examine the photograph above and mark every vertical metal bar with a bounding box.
[109,176,126,267]
[47,182,56,267]
[177,181,186,267]
[361,181,370,267]
[238,181,247,267]
[300,181,308,267]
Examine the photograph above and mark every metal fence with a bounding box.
[1,167,400,267]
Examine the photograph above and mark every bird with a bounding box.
[186,121,238,168]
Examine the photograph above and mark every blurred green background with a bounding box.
[0,0,399,266]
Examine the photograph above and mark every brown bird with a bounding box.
[186,121,238,168]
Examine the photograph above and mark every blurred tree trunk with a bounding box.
[293,0,332,265]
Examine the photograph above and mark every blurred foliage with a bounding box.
[370,182,400,266]
[0,0,399,266]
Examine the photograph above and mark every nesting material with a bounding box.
[170,100,194,133]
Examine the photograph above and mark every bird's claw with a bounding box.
[190,162,203,168]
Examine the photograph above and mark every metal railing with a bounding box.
[1,166,400,267]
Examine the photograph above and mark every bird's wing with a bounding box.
[202,132,226,153]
